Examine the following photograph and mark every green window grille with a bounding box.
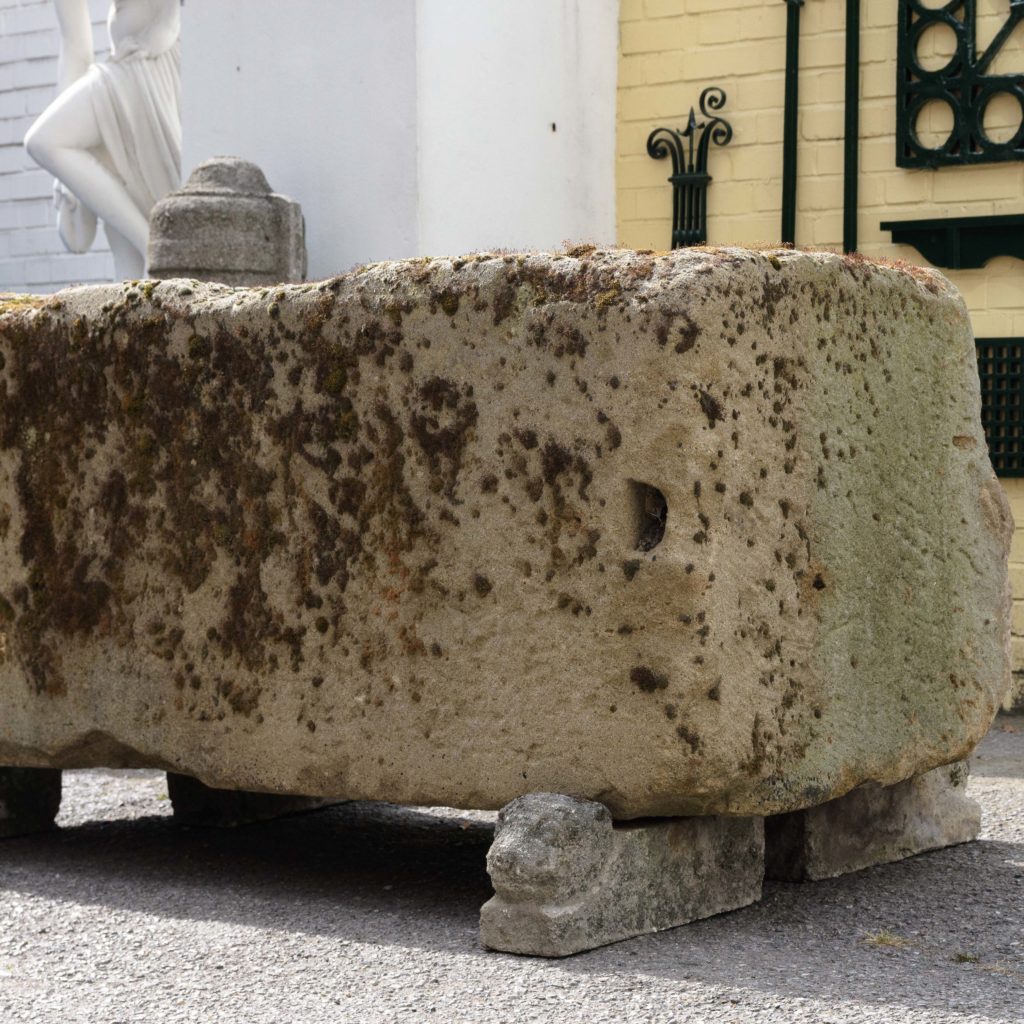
[976,337,1024,477]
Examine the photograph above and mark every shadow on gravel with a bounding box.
[0,800,496,951]
[564,836,1024,1020]
[1,799,1021,1018]
[0,718,1022,1019]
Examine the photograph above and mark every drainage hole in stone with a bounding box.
[629,480,668,552]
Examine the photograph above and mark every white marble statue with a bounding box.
[24,0,181,280]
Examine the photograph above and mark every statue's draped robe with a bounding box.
[84,0,181,219]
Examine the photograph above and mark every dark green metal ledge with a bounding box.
[880,214,1024,270]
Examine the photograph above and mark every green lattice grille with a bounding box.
[976,338,1024,477]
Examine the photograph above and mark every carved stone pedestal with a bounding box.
[480,793,764,957]
[166,773,334,828]
[148,157,306,286]
[0,767,62,838]
[765,762,980,881]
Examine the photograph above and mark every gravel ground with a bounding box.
[1,718,1022,1024]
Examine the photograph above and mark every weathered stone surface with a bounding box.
[765,761,980,881]
[480,793,763,957]
[166,773,335,827]
[0,248,1010,817]
[148,157,307,286]
[0,767,61,838]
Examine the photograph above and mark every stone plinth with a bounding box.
[481,793,764,956]
[0,767,61,837]
[148,157,307,286]
[0,248,1010,818]
[765,761,980,881]
[166,773,335,827]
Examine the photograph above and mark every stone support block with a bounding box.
[0,767,61,838]
[765,762,980,881]
[480,793,764,957]
[166,773,334,828]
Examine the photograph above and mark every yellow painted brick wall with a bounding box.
[617,0,1023,336]
[618,0,1024,708]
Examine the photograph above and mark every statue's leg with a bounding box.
[766,762,979,881]
[105,224,145,281]
[24,77,149,255]
[480,793,764,957]
[0,768,62,839]
[166,773,336,828]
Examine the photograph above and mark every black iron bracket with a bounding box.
[897,0,1024,168]
[647,87,733,249]
[880,213,1024,268]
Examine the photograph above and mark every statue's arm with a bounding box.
[53,0,94,89]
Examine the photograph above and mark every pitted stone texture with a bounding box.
[0,767,61,838]
[765,762,980,881]
[148,156,307,286]
[480,793,764,957]
[0,248,1011,818]
[167,773,335,827]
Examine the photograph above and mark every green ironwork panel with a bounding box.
[647,88,732,250]
[976,338,1024,477]
[897,0,1024,169]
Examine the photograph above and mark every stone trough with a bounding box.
[0,247,1011,954]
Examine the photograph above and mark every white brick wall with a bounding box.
[0,0,114,293]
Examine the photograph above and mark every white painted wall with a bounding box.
[0,0,114,292]
[182,0,618,280]
[416,0,618,257]
[0,0,619,290]
[181,0,420,280]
